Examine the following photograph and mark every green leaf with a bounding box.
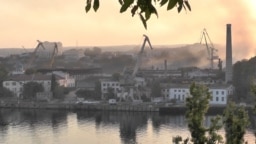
[139,13,147,29]
[85,0,92,13]
[85,4,91,13]
[160,0,168,6]
[120,0,134,13]
[131,5,138,17]
[177,0,183,13]
[184,1,191,11]
[167,0,178,10]
[145,9,151,20]
[118,0,123,5]
[93,0,100,12]
[149,4,158,18]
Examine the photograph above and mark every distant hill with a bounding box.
[0,48,33,57]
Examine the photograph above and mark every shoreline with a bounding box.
[0,101,233,114]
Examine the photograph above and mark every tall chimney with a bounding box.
[164,59,167,71]
[225,24,233,83]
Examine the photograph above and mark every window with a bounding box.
[174,89,177,92]
[112,83,114,86]
[216,97,219,101]
[183,90,185,92]
[103,83,106,86]
[182,95,185,100]
[222,97,224,101]
[12,82,16,86]
[174,94,176,99]
[5,82,9,86]
[216,91,219,95]
[178,90,181,92]
[222,91,225,95]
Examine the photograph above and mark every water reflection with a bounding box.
[0,109,254,144]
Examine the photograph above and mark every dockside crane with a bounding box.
[47,43,58,68]
[132,34,153,78]
[200,29,219,69]
[26,40,46,70]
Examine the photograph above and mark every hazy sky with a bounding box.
[0,0,255,59]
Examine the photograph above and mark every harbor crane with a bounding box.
[132,34,153,78]
[26,40,60,70]
[120,35,153,102]
[200,28,219,69]
[26,40,46,70]
[47,43,58,68]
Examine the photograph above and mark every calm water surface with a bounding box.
[0,109,255,144]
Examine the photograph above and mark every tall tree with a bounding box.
[0,64,8,86]
[22,82,44,100]
[185,83,222,144]
[94,80,102,100]
[223,102,249,144]
[151,81,161,98]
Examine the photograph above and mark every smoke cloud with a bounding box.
[218,0,256,60]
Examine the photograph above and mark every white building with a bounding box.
[101,80,121,98]
[2,74,65,98]
[161,83,234,105]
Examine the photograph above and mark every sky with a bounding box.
[0,0,255,60]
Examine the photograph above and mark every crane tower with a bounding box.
[200,29,219,69]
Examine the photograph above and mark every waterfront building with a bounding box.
[101,79,121,98]
[161,83,233,105]
[2,74,65,98]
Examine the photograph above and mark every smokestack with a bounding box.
[225,24,233,83]
[164,59,167,70]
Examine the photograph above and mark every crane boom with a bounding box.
[48,43,58,68]
[26,40,46,69]
[132,35,153,78]
[200,29,218,69]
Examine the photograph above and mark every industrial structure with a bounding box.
[118,35,153,102]
[200,28,219,69]
[26,40,62,70]
[225,24,233,83]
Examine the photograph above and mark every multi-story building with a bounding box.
[2,74,65,98]
[100,80,121,98]
[161,83,233,105]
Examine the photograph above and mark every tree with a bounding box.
[0,87,14,98]
[94,80,102,100]
[150,80,161,98]
[85,0,191,29]
[25,68,36,75]
[22,82,44,100]
[51,74,65,99]
[112,73,121,81]
[51,74,57,95]
[105,87,115,100]
[223,102,249,144]
[185,83,223,144]
[0,64,8,85]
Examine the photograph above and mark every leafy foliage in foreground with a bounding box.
[85,0,191,29]
[223,102,249,144]
[173,83,250,144]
